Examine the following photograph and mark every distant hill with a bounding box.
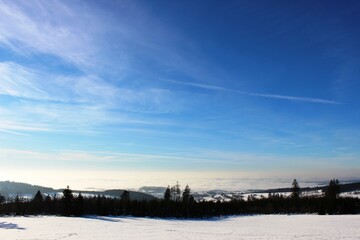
[77,189,156,201]
[137,182,360,202]
[0,181,156,201]
[139,186,167,193]
[249,181,360,194]
[138,186,167,198]
[0,181,55,197]
[2,180,359,202]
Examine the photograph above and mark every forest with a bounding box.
[0,179,359,218]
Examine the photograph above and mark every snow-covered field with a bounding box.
[1,215,359,239]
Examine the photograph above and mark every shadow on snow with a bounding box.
[81,215,122,222]
[0,222,26,230]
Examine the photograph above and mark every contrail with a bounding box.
[167,79,340,105]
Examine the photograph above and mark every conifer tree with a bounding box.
[170,186,176,201]
[62,186,74,216]
[96,194,102,215]
[43,195,52,214]
[33,190,44,202]
[32,190,44,214]
[14,195,22,215]
[164,186,171,201]
[169,181,182,201]
[325,179,340,199]
[182,185,192,203]
[291,179,301,198]
[75,193,84,216]
[121,190,130,202]
[120,191,130,215]
[175,181,181,201]
[63,186,73,201]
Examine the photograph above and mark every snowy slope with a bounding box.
[1,215,359,240]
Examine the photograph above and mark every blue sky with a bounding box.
[0,0,359,190]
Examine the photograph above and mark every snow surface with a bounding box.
[1,215,359,239]
[340,191,360,199]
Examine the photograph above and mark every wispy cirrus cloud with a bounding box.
[0,97,175,135]
[166,79,340,105]
[1,62,178,110]
[0,0,200,77]
[2,147,359,179]
[0,0,196,136]
[0,120,50,132]
[0,148,233,166]
[0,62,54,100]
[0,61,181,134]
[0,0,101,68]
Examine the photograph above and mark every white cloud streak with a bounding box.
[0,148,244,165]
[0,0,195,135]
[0,62,177,111]
[167,79,340,105]
[0,0,100,68]
[0,62,179,133]
[2,147,357,169]
[0,0,196,76]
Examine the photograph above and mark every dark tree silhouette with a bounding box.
[14,195,23,215]
[182,185,192,203]
[0,193,5,204]
[62,186,74,216]
[0,179,359,217]
[121,190,130,202]
[175,182,181,201]
[63,186,73,200]
[326,179,340,199]
[33,190,44,202]
[96,194,102,215]
[291,179,301,199]
[164,186,171,201]
[169,182,181,201]
[31,190,44,214]
[75,193,84,216]
[324,179,341,214]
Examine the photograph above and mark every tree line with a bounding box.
[0,179,359,218]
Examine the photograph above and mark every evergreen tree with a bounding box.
[170,186,176,201]
[75,193,84,216]
[168,182,182,201]
[62,186,74,216]
[33,190,44,202]
[182,185,191,203]
[96,194,102,215]
[175,181,181,201]
[120,191,130,215]
[0,193,5,204]
[121,190,130,202]
[32,190,44,214]
[14,195,22,215]
[291,179,301,198]
[43,195,52,214]
[164,186,171,201]
[325,179,340,199]
[63,186,73,201]
[325,179,341,214]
